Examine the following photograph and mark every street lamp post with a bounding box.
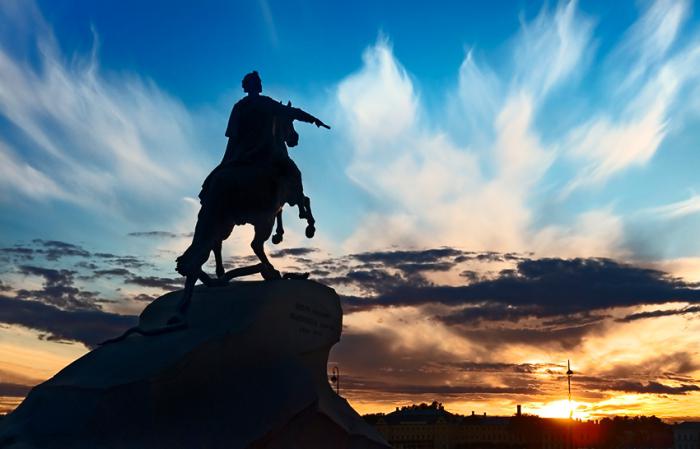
[329,366,340,395]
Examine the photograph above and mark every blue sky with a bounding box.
[2,0,700,418]
[2,0,700,258]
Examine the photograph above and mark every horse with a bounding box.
[223,102,316,268]
[98,108,324,346]
[171,112,315,323]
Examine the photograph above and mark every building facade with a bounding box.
[675,422,700,449]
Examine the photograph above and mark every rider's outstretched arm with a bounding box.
[289,106,317,124]
[266,97,330,129]
[292,107,330,129]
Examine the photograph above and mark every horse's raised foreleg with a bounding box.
[251,219,281,280]
[271,211,284,244]
[296,193,307,219]
[303,196,316,238]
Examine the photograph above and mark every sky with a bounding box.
[1,0,700,420]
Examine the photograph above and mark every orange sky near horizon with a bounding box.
[2,287,699,422]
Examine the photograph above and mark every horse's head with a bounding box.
[278,101,299,148]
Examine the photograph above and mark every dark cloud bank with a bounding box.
[1,242,699,402]
[2,243,699,347]
[0,296,136,348]
[333,254,700,317]
[0,240,161,347]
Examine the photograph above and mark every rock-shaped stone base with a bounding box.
[0,280,389,449]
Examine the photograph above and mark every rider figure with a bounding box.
[222,71,328,165]
[203,71,328,217]
[173,72,330,314]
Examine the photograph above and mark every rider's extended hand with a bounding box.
[314,118,330,129]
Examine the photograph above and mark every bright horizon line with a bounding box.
[357,403,699,423]
[351,397,700,423]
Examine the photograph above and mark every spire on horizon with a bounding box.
[567,360,574,420]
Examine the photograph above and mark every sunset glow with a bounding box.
[534,400,586,420]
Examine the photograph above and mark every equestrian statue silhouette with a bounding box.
[172,71,329,323]
[100,71,329,342]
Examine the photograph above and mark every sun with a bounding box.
[535,399,589,420]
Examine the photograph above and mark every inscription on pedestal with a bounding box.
[289,301,338,337]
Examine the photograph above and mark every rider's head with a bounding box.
[242,71,262,95]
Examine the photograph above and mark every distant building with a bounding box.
[364,403,672,449]
[538,418,600,449]
[365,402,595,449]
[370,406,454,449]
[675,422,700,449]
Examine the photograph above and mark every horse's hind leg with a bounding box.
[303,196,316,238]
[251,219,281,280]
[214,240,225,278]
[271,211,284,244]
[168,274,197,325]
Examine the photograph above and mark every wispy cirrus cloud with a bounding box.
[609,0,689,91]
[0,141,70,203]
[643,193,700,220]
[333,3,626,258]
[0,1,211,225]
[332,0,700,265]
[511,0,595,98]
[563,0,699,194]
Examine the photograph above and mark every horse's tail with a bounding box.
[176,203,223,277]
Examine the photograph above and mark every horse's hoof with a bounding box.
[209,277,229,287]
[271,233,283,244]
[261,266,282,280]
[216,268,225,278]
[305,225,316,238]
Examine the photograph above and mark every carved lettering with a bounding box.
[289,302,337,336]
